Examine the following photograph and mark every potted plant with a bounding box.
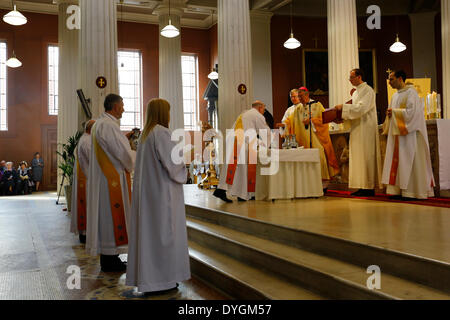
[57,131,82,212]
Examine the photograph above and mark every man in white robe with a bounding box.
[70,119,95,244]
[126,102,190,294]
[213,101,270,202]
[280,89,301,137]
[335,68,382,196]
[382,70,435,199]
[86,94,136,272]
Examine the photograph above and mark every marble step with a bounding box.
[189,241,325,300]
[187,217,450,300]
[186,204,450,294]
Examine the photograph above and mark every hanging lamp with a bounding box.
[161,0,179,38]
[208,64,218,80]
[284,2,300,50]
[3,3,27,26]
[6,51,22,68]
[389,34,406,53]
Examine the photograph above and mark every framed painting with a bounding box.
[302,49,378,95]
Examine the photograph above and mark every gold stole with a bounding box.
[76,159,87,232]
[389,103,409,185]
[92,127,131,247]
[225,115,257,193]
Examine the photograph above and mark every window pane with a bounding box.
[0,42,7,131]
[118,50,142,130]
[48,45,59,116]
[181,54,198,130]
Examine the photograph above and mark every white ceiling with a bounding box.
[0,0,441,29]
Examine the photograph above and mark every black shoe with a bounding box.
[351,189,364,196]
[238,197,247,202]
[100,254,127,272]
[213,189,232,203]
[250,197,256,201]
[79,234,86,244]
[352,189,375,197]
[323,188,328,194]
[389,195,403,200]
[143,284,179,296]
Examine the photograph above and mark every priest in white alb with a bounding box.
[382,70,435,199]
[126,99,190,295]
[70,119,95,244]
[213,101,270,202]
[86,94,136,272]
[280,89,301,137]
[334,68,382,197]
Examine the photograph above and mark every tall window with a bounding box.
[118,50,143,131]
[181,54,199,131]
[48,45,59,116]
[0,42,7,131]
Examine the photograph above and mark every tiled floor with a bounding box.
[184,185,450,263]
[0,192,226,300]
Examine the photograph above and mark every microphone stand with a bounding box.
[308,101,313,149]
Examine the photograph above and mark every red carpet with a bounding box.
[326,190,450,209]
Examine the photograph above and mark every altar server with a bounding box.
[70,120,95,244]
[213,101,270,202]
[126,98,190,294]
[86,94,136,272]
[382,70,435,199]
[334,69,382,196]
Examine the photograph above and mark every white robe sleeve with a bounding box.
[342,87,375,120]
[98,122,136,173]
[155,128,187,184]
[255,113,271,148]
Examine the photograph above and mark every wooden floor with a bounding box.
[184,185,450,264]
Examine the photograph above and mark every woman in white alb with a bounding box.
[126,98,190,294]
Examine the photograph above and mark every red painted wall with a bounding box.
[0,11,58,187]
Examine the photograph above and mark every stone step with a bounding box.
[187,217,450,300]
[189,241,325,300]
[186,204,450,294]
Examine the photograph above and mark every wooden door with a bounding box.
[41,125,58,191]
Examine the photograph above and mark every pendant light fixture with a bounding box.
[208,64,218,80]
[284,1,300,50]
[207,12,218,80]
[6,51,22,68]
[3,2,27,26]
[389,34,407,53]
[160,0,179,38]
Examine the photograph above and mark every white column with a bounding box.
[79,0,118,119]
[156,1,184,131]
[250,10,273,113]
[57,0,80,189]
[442,0,450,119]
[327,0,359,110]
[218,0,253,131]
[410,12,438,91]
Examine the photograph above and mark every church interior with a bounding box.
[0,0,450,302]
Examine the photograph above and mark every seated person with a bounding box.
[17,161,32,195]
[1,162,18,195]
[0,161,4,196]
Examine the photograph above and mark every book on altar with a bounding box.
[322,108,343,124]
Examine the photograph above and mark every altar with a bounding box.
[256,148,323,201]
